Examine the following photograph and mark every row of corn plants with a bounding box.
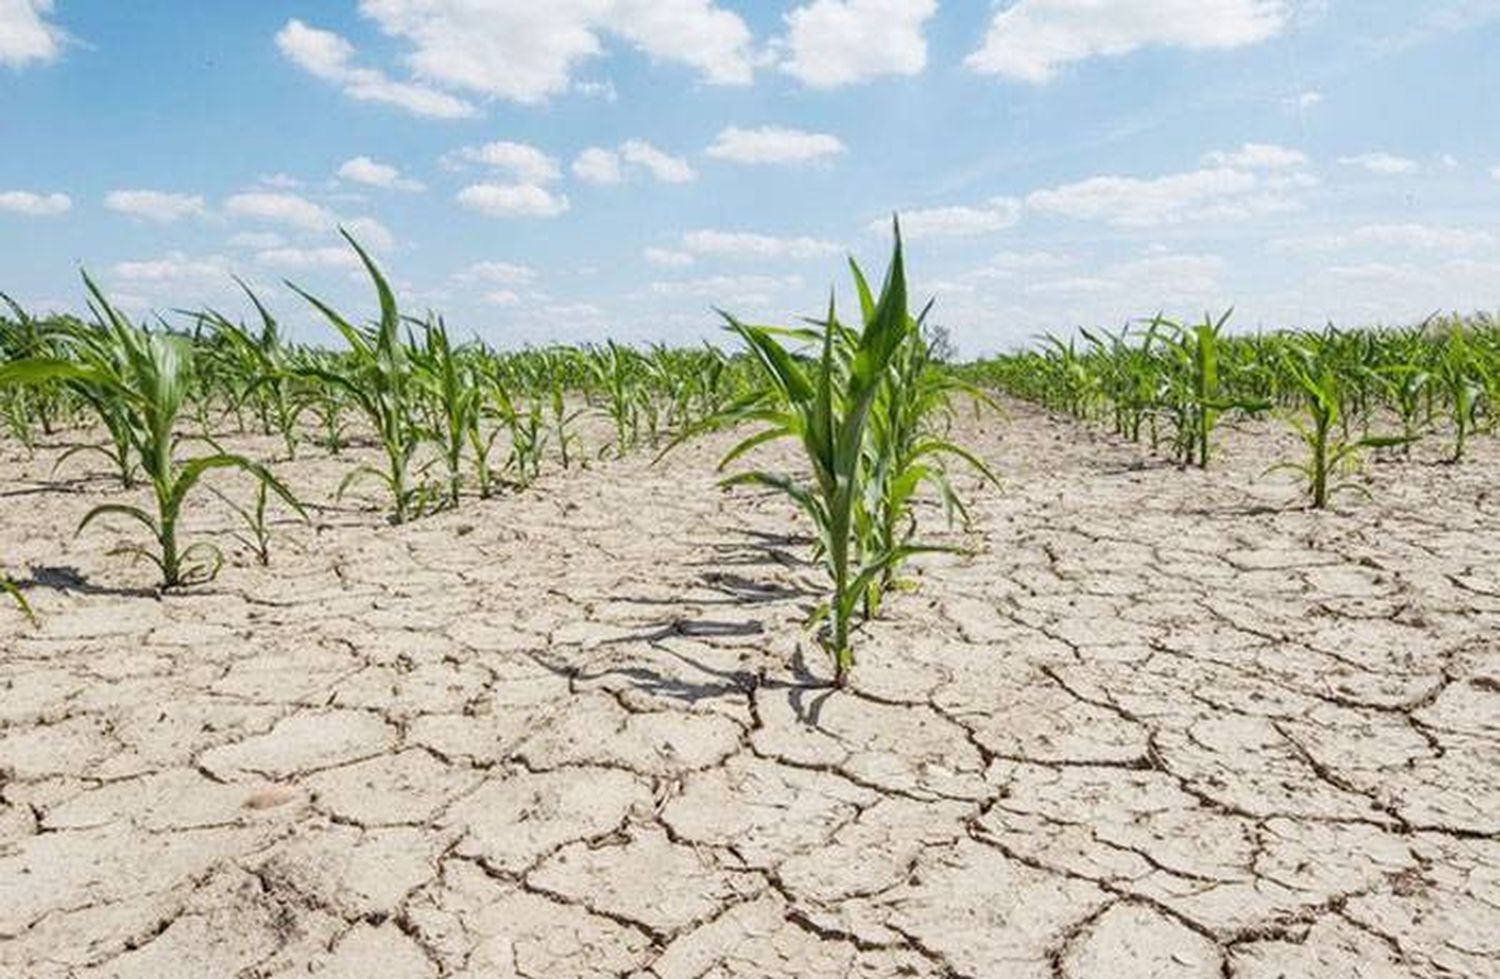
[0,232,762,603]
[965,313,1498,507]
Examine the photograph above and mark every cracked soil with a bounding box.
[1,402,1497,977]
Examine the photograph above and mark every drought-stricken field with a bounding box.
[2,403,1496,978]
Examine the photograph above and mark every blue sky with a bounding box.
[2,1,1498,354]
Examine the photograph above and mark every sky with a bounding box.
[1,0,1498,355]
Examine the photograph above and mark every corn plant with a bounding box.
[211,477,301,567]
[290,231,432,523]
[710,224,956,686]
[489,383,545,488]
[412,314,484,507]
[0,278,303,587]
[1269,339,1410,508]
[1434,327,1487,462]
[197,280,305,460]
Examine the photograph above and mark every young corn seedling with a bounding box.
[290,231,432,523]
[0,276,304,587]
[211,478,292,567]
[484,381,544,489]
[711,224,944,686]
[1268,339,1410,509]
[1435,326,1486,463]
[197,279,305,460]
[412,314,483,508]
[1171,310,1269,468]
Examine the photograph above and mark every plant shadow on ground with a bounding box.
[689,527,815,571]
[19,564,157,599]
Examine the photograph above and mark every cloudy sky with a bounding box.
[2,1,1498,354]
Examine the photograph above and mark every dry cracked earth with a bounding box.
[1,402,1498,978]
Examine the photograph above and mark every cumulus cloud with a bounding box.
[456,183,570,218]
[254,247,361,270]
[681,229,841,260]
[967,0,1289,83]
[1026,166,1307,227]
[877,198,1022,240]
[1338,152,1420,175]
[572,147,624,185]
[275,19,478,119]
[223,191,335,231]
[455,261,538,285]
[451,141,562,184]
[1201,142,1308,169]
[705,126,845,165]
[112,252,232,284]
[0,0,64,68]
[575,140,695,185]
[620,140,695,183]
[104,190,208,223]
[780,0,936,87]
[348,0,754,106]
[649,273,803,304]
[0,189,71,216]
[1267,223,1495,253]
[337,156,425,191]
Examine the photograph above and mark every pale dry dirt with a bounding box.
[1,402,1497,978]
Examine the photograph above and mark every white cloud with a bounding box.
[878,198,1022,240]
[275,19,478,119]
[967,0,1288,83]
[337,156,425,191]
[456,260,538,285]
[682,229,841,260]
[1325,262,1435,286]
[352,0,754,106]
[644,247,695,267]
[0,0,63,68]
[1026,252,1227,304]
[1026,166,1305,227]
[1201,142,1308,169]
[574,140,695,185]
[223,191,335,231]
[0,189,71,216]
[1492,165,1500,180]
[620,140,695,183]
[605,0,756,85]
[484,290,521,306]
[573,147,624,185]
[452,141,562,184]
[104,190,208,223]
[649,273,803,303]
[1338,152,1420,175]
[456,183,570,218]
[255,246,361,270]
[780,0,936,87]
[706,126,845,165]
[1268,223,1495,253]
[112,252,231,284]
